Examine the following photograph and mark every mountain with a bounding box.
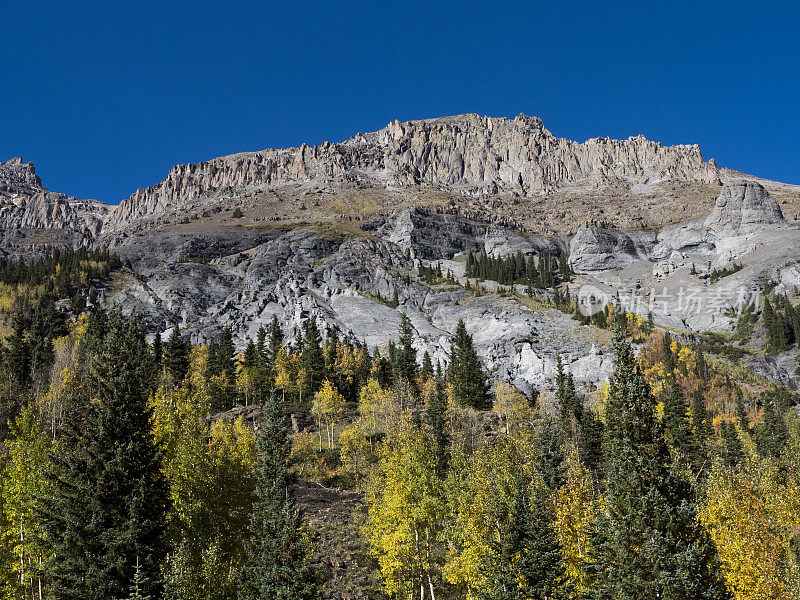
[3,113,800,394]
[0,157,109,256]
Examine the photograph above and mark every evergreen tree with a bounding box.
[256,325,267,365]
[152,331,162,369]
[217,326,237,382]
[734,387,749,430]
[662,379,691,454]
[421,350,434,381]
[449,319,490,409]
[5,314,31,384]
[720,421,744,469]
[690,389,712,477]
[756,393,788,459]
[588,330,731,600]
[268,315,283,363]
[396,313,418,386]
[238,392,321,599]
[426,373,449,477]
[38,312,169,600]
[163,323,188,382]
[300,317,325,403]
[537,415,566,491]
[477,478,568,600]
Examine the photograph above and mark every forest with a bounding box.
[0,251,799,600]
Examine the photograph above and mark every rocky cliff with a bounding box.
[112,114,722,226]
[0,157,109,244]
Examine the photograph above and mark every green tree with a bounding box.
[478,477,568,600]
[238,393,321,600]
[426,372,450,477]
[588,330,731,600]
[396,313,418,386]
[449,319,490,409]
[164,322,188,382]
[300,317,325,404]
[38,312,169,600]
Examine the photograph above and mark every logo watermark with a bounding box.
[575,284,762,318]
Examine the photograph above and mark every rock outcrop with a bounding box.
[112,114,722,226]
[704,179,785,239]
[0,158,109,243]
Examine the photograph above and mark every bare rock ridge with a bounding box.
[112,113,722,226]
[0,157,108,238]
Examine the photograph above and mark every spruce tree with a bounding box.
[690,389,712,477]
[38,312,168,600]
[421,350,434,381]
[477,477,568,600]
[5,314,31,384]
[217,326,237,382]
[256,324,267,365]
[396,312,418,386]
[426,372,449,477]
[239,393,321,599]
[449,319,490,409]
[163,323,188,382]
[757,393,788,459]
[300,317,325,403]
[588,330,730,600]
[662,379,691,454]
[151,331,162,369]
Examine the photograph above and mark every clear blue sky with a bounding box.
[1,1,798,204]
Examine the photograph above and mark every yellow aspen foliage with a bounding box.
[335,344,359,390]
[312,379,347,449]
[358,378,400,433]
[442,444,494,595]
[493,381,531,435]
[555,451,600,598]
[0,405,51,600]
[273,346,299,404]
[338,423,374,487]
[365,417,447,600]
[701,457,800,600]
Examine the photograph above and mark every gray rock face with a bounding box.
[569,225,655,273]
[704,179,784,239]
[112,114,721,226]
[105,212,613,394]
[0,157,109,249]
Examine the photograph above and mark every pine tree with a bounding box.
[477,477,568,600]
[38,312,168,600]
[300,317,325,405]
[396,313,418,385]
[588,330,730,600]
[426,373,449,477]
[421,350,434,381]
[662,379,691,454]
[238,393,321,599]
[449,319,490,409]
[217,326,237,382]
[256,324,267,365]
[5,312,31,384]
[163,323,188,382]
[756,393,788,459]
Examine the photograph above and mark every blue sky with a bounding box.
[1,1,798,204]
